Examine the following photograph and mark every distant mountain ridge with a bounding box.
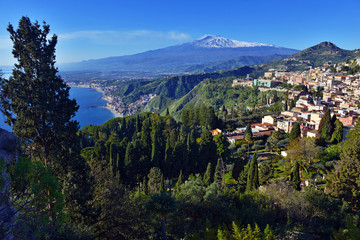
[251,41,360,75]
[60,35,298,75]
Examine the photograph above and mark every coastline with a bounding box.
[70,84,122,118]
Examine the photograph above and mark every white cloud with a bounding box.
[57,30,193,44]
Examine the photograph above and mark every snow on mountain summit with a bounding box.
[192,35,274,48]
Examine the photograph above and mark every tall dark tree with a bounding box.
[246,153,259,192]
[330,120,344,144]
[289,99,295,110]
[207,106,218,129]
[124,142,137,184]
[289,122,301,141]
[244,124,253,156]
[318,109,333,142]
[199,128,217,172]
[203,162,213,186]
[284,100,288,111]
[151,124,162,168]
[1,17,78,168]
[244,124,253,142]
[290,161,301,190]
[214,133,230,162]
[0,17,92,223]
[232,160,244,181]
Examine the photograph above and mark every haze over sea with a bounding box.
[0,73,115,131]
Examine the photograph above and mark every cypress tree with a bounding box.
[199,127,217,172]
[203,162,213,186]
[330,120,344,144]
[244,124,253,142]
[164,137,172,178]
[289,100,295,110]
[318,109,333,141]
[284,100,288,111]
[244,124,253,157]
[175,170,183,194]
[143,176,148,195]
[290,161,301,190]
[331,114,337,129]
[109,143,116,176]
[151,126,161,168]
[246,153,259,192]
[289,122,301,140]
[207,106,218,129]
[214,159,221,184]
[187,129,198,173]
[124,142,136,184]
[136,114,141,133]
[232,160,244,181]
[140,118,152,160]
[160,174,165,193]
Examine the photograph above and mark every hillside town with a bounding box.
[68,82,156,116]
[226,58,360,144]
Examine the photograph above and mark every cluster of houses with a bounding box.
[225,58,360,143]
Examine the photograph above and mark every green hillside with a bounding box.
[183,54,288,73]
[112,66,254,103]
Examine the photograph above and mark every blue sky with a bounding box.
[1,0,360,66]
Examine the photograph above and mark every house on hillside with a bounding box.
[210,128,222,136]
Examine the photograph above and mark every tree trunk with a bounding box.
[161,217,167,240]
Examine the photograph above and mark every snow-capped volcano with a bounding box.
[61,35,298,73]
[191,35,274,48]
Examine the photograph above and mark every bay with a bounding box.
[0,86,115,131]
[70,87,115,128]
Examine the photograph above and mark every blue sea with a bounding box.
[0,85,115,131]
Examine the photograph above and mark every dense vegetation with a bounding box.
[112,66,254,104]
[166,78,286,119]
[2,16,360,240]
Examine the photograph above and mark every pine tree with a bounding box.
[0,17,93,223]
[246,153,259,192]
[264,224,276,240]
[1,17,77,168]
[289,122,301,140]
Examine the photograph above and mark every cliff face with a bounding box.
[0,128,18,240]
